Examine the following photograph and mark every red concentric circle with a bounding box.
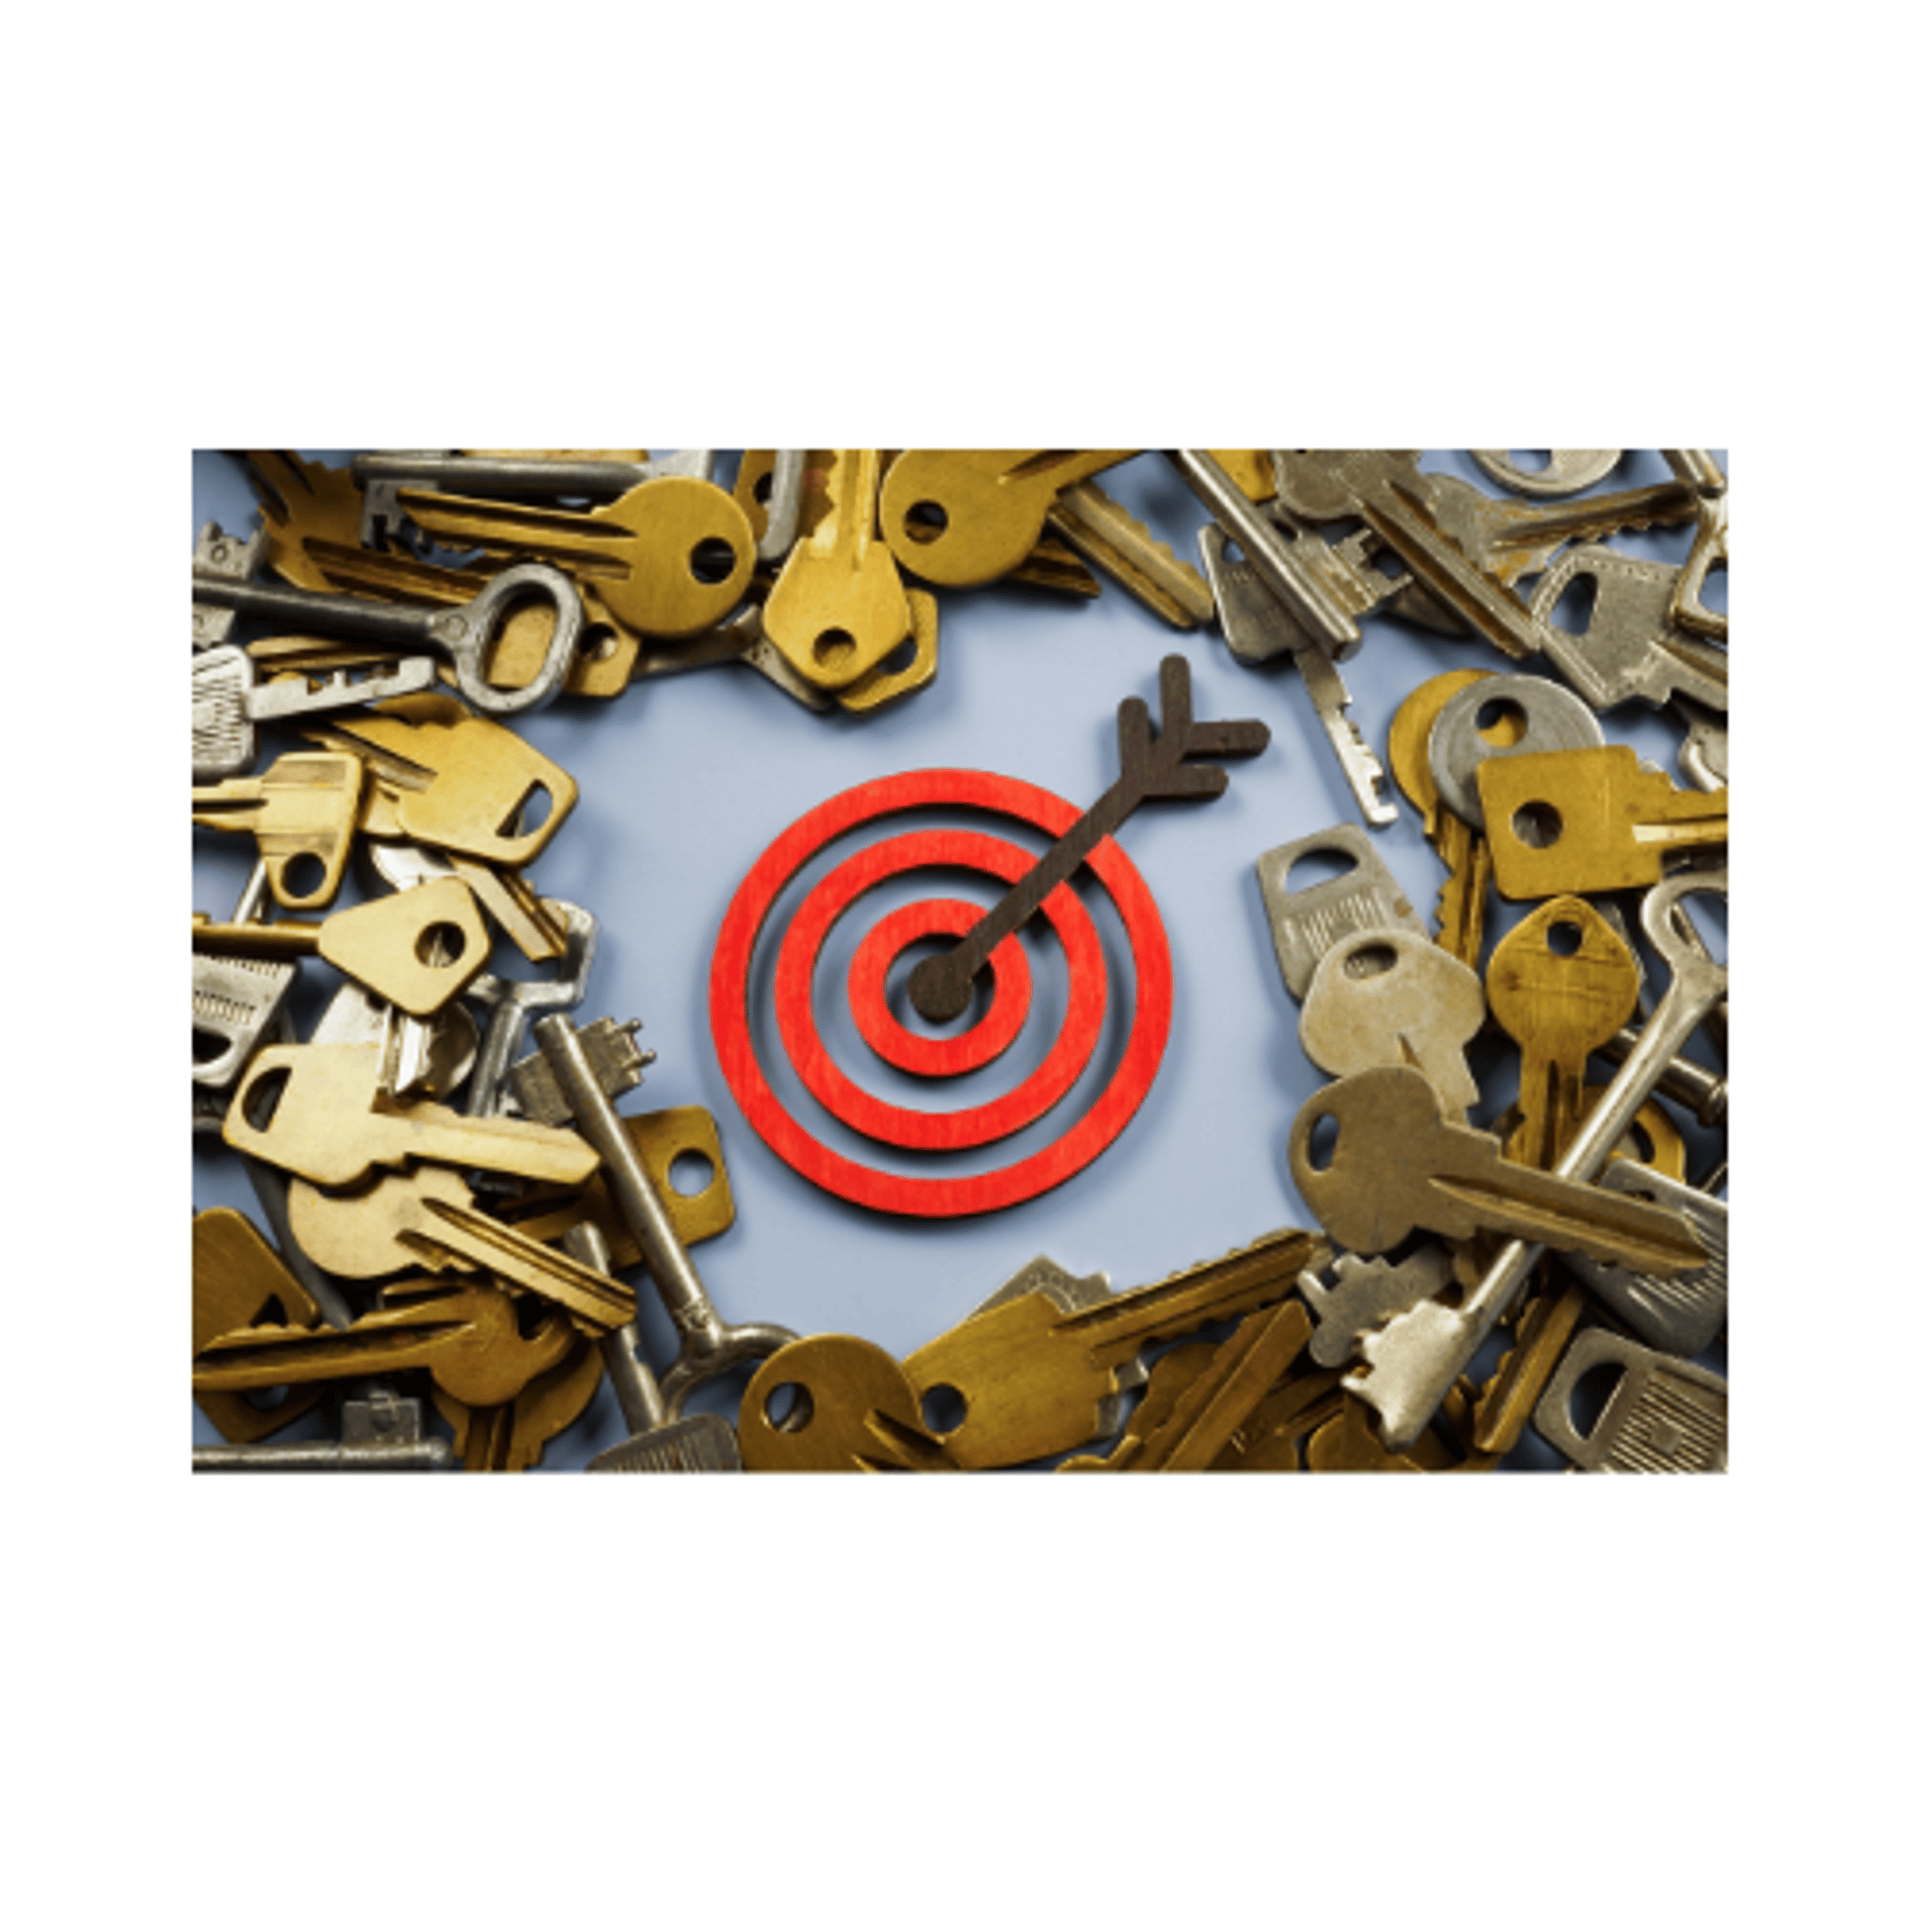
[709,769,1173,1217]
[847,895,1032,1078]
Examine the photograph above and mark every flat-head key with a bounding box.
[192,751,366,911]
[1533,1326,1727,1472]
[1344,869,1728,1450]
[191,521,583,718]
[899,1229,1324,1471]
[737,1337,957,1472]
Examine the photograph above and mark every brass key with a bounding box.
[737,1337,957,1473]
[396,475,756,640]
[1485,897,1643,1172]
[1478,746,1729,898]
[1045,480,1213,628]
[436,1327,604,1473]
[194,1278,574,1409]
[761,449,915,689]
[192,1208,329,1443]
[192,751,366,910]
[1288,1066,1707,1276]
[900,1230,1323,1471]
[879,450,1139,588]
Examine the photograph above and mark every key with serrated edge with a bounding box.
[1417,473,1701,588]
[1477,746,1728,898]
[193,751,366,911]
[899,1229,1323,1471]
[1564,1163,1728,1357]
[1046,479,1212,628]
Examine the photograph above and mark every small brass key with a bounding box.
[737,1337,955,1472]
[192,751,366,911]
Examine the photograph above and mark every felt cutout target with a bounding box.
[708,657,1269,1217]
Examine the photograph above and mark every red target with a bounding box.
[708,768,1173,1217]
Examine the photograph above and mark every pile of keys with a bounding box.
[191,449,1726,1472]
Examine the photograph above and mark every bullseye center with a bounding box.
[908,948,976,1024]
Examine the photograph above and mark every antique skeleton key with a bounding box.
[1478,747,1729,898]
[737,1337,957,1472]
[192,751,366,910]
[1485,897,1643,1171]
[1289,1066,1707,1275]
[193,1392,454,1471]
[879,451,1139,588]
[899,1230,1323,1470]
[908,654,1268,1024]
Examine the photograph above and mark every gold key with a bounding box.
[1045,480,1213,628]
[434,1325,604,1473]
[296,691,575,869]
[900,1230,1323,1471]
[193,1277,573,1408]
[760,449,914,689]
[192,751,366,911]
[397,475,756,640]
[192,874,491,1017]
[284,1163,635,1335]
[224,1041,600,1189]
[737,1336,957,1473]
[237,450,367,591]
[192,1208,329,1443]
[1478,746,1729,899]
[879,450,1140,588]
[1485,897,1643,1173]
[1468,1270,1587,1457]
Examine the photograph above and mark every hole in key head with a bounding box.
[764,1381,813,1433]
[242,1385,290,1412]
[901,500,948,544]
[192,1026,232,1066]
[507,783,554,838]
[752,470,775,505]
[1512,801,1562,849]
[1670,886,1727,967]
[1549,569,1598,636]
[920,1384,967,1435]
[813,628,856,669]
[1546,919,1583,957]
[667,1150,714,1198]
[1565,1360,1628,1442]
[876,636,917,677]
[280,852,327,901]
[1342,941,1398,982]
[1307,1111,1340,1172]
[240,1064,289,1133]
[415,922,467,967]
[1507,451,1550,472]
[1699,559,1728,616]
[1475,698,1527,745]
[688,536,739,585]
[589,629,621,664]
[1283,845,1359,892]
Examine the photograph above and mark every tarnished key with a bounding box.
[1255,824,1426,1000]
[1297,1244,1459,1369]
[436,1330,604,1474]
[1290,1065,1707,1275]
[1533,1327,1727,1472]
[193,857,296,1091]
[737,1337,957,1472]
[192,521,584,717]
[1530,545,1729,713]
[1469,451,1623,497]
[899,1230,1323,1471]
[1478,746,1728,898]
[1199,521,1397,825]
[193,1206,331,1443]
[1297,926,1485,1121]
[1428,672,1605,832]
[1564,1162,1728,1357]
[192,751,366,910]
[193,1394,454,1471]
[1046,480,1213,628]
[1661,449,1729,642]
[464,903,597,1118]
[1345,869,1727,1450]
[1673,692,1728,792]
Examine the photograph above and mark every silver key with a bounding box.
[1429,671,1606,830]
[463,903,599,1118]
[1661,450,1729,643]
[193,859,297,1090]
[1674,692,1728,791]
[1529,546,1729,714]
[1532,1327,1727,1473]
[190,519,582,718]
[193,646,256,778]
[1347,868,1729,1451]
[193,1393,453,1471]
[1199,523,1398,827]
[1297,1244,1455,1368]
[1255,824,1426,1000]
[1565,1162,1728,1357]
[1468,452,1623,498]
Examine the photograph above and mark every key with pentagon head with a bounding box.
[1485,897,1643,1172]
[193,750,366,910]
[878,450,1139,589]
[192,521,584,717]
[224,1041,601,1189]
[1199,520,1397,825]
[1267,451,1569,662]
[1661,449,1729,642]
[1045,480,1213,628]
[1297,926,1485,1121]
[899,1229,1323,1471]
[760,450,915,689]
[193,1392,455,1471]
[559,1224,743,1473]
[1533,1326,1726,1472]
[1254,823,1426,1001]
[1058,1300,1316,1472]
[1344,868,1727,1450]
[738,1336,956,1472]
[193,1277,575,1408]
[1289,1065,1708,1275]
[1478,746,1728,898]
[394,474,754,643]
[296,691,576,869]
[1564,1162,1728,1357]
[1528,545,1728,714]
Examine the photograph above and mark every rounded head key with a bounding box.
[1429,673,1604,831]
[737,1336,952,1472]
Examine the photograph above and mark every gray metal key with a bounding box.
[193,1393,453,1471]
[463,902,598,1118]
[1565,1162,1728,1357]
[1429,671,1605,831]
[1254,824,1426,1000]
[1532,1327,1727,1472]
[1529,546,1728,714]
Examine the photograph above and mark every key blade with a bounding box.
[1292,641,1398,826]
[586,1414,744,1473]
[1423,1171,1706,1276]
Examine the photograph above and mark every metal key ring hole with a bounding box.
[1565,1360,1628,1442]
[1283,846,1359,892]
[688,536,740,585]
[901,500,949,544]
[1307,1110,1340,1172]
[240,1065,290,1133]
[1342,941,1399,981]
[763,1382,813,1433]
[813,628,856,668]
[919,1384,967,1435]
[1643,870,1730,975]
[415,922,468,967]
[456,566,581,714]
[1475,698,1527,745]
[279,852,328,901]
[667,1150,714,1197]
[1511,801,1562,849]
[1546,919,1583,957]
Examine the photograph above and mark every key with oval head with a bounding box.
[1344,869,1727,1450]
[879,451,1139,589]
[191,521,583,717]
[1478,746,1728,898]
[1533,1326,1727,1472]
[737,1337,957,1472]
[394,475,755,641]
[1428,672,1605,833]
[1485,897,1642,1171]
[900,1230,1323,1471]
[760,449,914,689]
[1289,1066,1707,1274]
[1297,926,1485,1121]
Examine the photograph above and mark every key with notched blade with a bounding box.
[192,751,367,910]
[1288,1066,1708,1278]
[898,1229,1324,1471]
